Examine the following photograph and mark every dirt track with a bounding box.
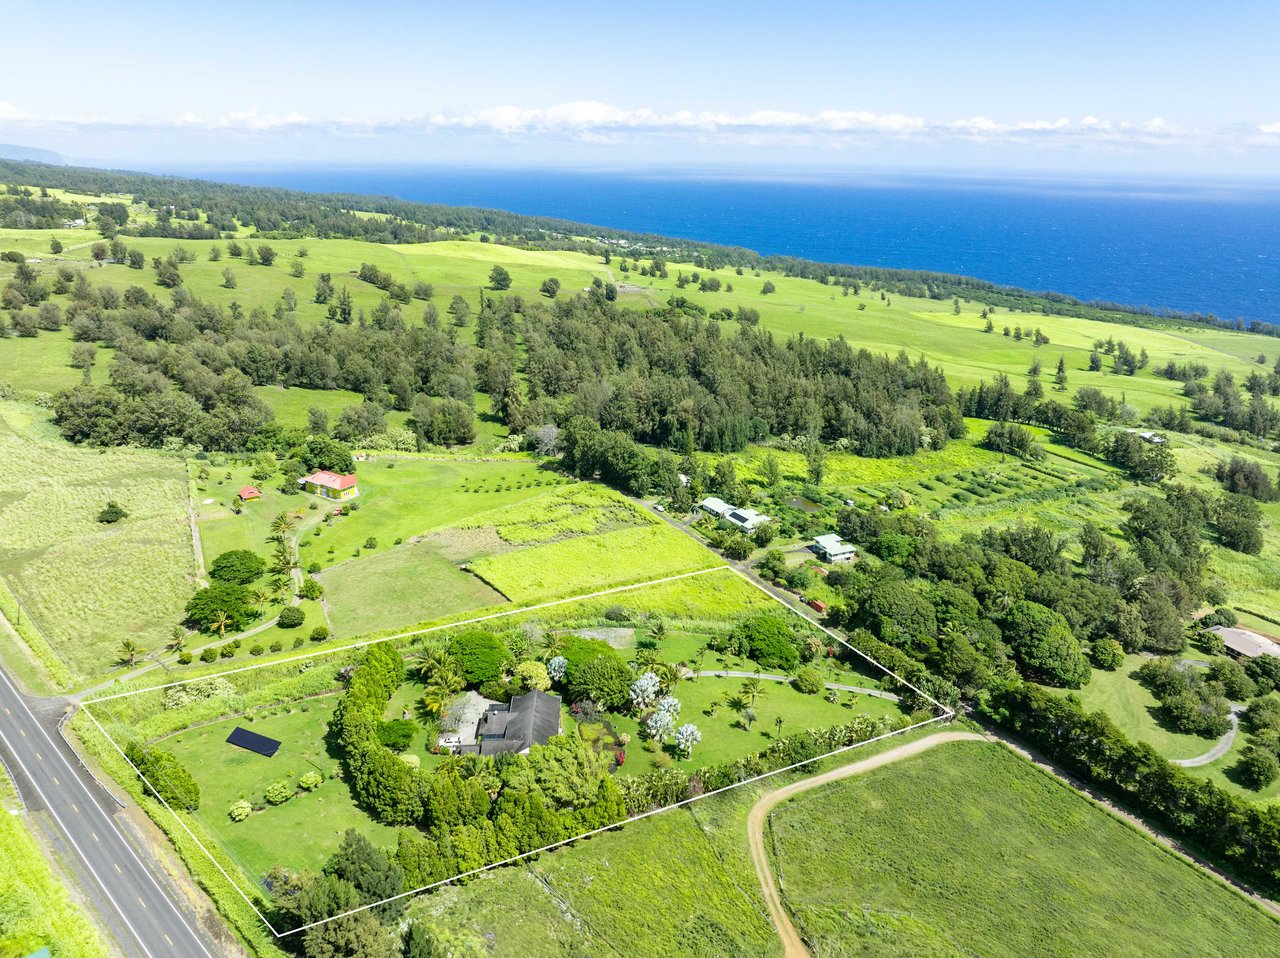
[747,731,986,958]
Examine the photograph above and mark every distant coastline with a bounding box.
[146,164,1280,322]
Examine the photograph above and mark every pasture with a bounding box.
[0,400,196,683]
[770,740,1280,957]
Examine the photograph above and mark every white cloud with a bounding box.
[1,99,1277,157]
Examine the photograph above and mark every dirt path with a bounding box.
[748,731,985,958]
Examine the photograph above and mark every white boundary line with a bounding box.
[79,563,951,939]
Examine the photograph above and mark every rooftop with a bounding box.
[476,689,562,754]
[298,470,358,490]
[1208,625,1280,658]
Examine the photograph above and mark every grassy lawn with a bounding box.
[320,541,505,638]
[0,400,197,682]
[611,674,907,777]
[1051,655,1217,762]
[469,523,723,603]
[163,694,402,878]
[0,327,105,394]
[771,740,1280,957]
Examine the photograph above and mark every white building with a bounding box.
[699,496,732,518]
[813,533,857,563]
[725,507,771,532]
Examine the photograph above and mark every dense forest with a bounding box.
[0,160,1265,335]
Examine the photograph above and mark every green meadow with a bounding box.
[770,740,1280,957]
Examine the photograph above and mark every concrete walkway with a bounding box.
[693,669,900,701]
[748,731,986,958]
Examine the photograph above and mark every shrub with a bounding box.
[793,667,825,694]
[209,549,266,585]
[1235,746,1280,790]
[447,629,512,684]
[567,654,634,709]
[269,640,283,653]
[219,644,235,659]
[310,625,330,642]
[307,561,322,574]
[177,651,193,665]
[298,577,324,600]
[604,605,630,622]
[199,647,218,663]
[1091,638,1125,671]
[363,536,378,549]
[97,501,128,523]
[730,613,800,671]
[229,800,252,822]
[299,771,323,791]
[277,606,305,628]
[249,644,264,656]
[265,780,294,805]
[377,719,417,753]
[293,637,306,648]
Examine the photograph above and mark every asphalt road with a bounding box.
[0,666,219,958]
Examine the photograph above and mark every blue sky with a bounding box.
[2,0,1278,174]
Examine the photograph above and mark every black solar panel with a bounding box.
[226,726,282,757]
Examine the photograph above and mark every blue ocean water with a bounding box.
[153,165,1279,322]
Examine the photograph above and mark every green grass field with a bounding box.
[469,524,724,603]
[770,740,1280,957]
[0,400,196,682]
[319,541,505,638]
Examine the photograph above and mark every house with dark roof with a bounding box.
[469,689,562,755]
[298,470,359,500]
[1208,625,1280,659]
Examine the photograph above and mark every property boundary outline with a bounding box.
[79,564,952,939]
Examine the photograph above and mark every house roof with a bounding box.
[727,508,770,527]
[1209,625,1280,658]
[238,485,260,499]
[477,690,561,754]
[298,470,358,490]
[699,496,731,515]
[814,533,855,554]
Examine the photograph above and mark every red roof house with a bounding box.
[298,471,360,500]
[237,485,261,501]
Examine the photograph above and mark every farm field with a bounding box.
[469,524,724,603]
[0,400,196,683]
[770,740,1280,957]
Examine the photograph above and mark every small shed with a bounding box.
[237,485,261,501]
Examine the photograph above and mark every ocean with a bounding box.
[150,165,1280,322]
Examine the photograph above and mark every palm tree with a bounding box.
[654,662,681,692]
[270,512,297,537]
[210,610,232,639]
[741,678,766,707]
[422,669,464,717]
[269,578,290,603]
[633,648,660,672]
[774,715,785,738]
[117,639,145,667]
[538,631,564,660]
[411,639,453,681]
[691,651,705,681]
[252,588,271,612]
[166,627,187,653]
[743,706,757,731]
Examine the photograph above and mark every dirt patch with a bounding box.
[415,526,514,561]
[567,627,635,649]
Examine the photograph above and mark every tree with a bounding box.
[1235,746,1279,790]
[674,723,701,758]
[301,435,355,473]
[743,706,757,731]
[488,265,512,290]
[447,629,512,684]
[278,606,305,628]
[761,452,783,487]
[221,267,236,289]
[125,743,200,810]
[1091,638,1124,671]
[185,581,255,633]
[210,549,266,584]
[793,667,824,694]
[567,653,634,709]
[116,639,145,667]
[761,280,776,295]
[740,677,767,707]
[324,828,406,918]
[513,660,551,692]
[802,436,827,485]
[1215,493,1264,554]
[1001,600,1091,688]
[256,245,277,266]
[539,277,560,298]
[1054,355,1068,391]
[49,237,63,254]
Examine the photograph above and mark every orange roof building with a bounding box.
[298,470,359,500]
[237,485,261,501]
